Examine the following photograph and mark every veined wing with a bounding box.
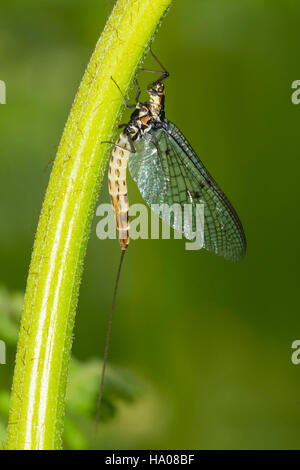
[129,120,246,261]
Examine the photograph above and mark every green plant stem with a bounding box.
[7,0,172,450]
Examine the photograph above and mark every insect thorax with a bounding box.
[127,102,165,142]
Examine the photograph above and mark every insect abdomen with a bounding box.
[108,132,131,250]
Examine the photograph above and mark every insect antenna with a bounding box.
[94,249,126,433]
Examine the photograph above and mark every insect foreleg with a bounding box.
[139,47,170,89]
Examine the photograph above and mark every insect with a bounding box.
[95,50,246,430]
[107,50,246,261]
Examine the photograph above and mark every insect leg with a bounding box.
[101,134,136,153]
[139,47,170,88]
[101,140,130,151]
[134,78,141,103]
[126,131,137,154]
[111,76,136,109]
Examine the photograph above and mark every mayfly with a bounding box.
[95,50,246,429]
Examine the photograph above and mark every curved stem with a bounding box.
[7,0,173,450]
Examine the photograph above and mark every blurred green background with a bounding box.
[1,0,300,449]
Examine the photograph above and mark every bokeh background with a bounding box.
[1,0,300,449]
